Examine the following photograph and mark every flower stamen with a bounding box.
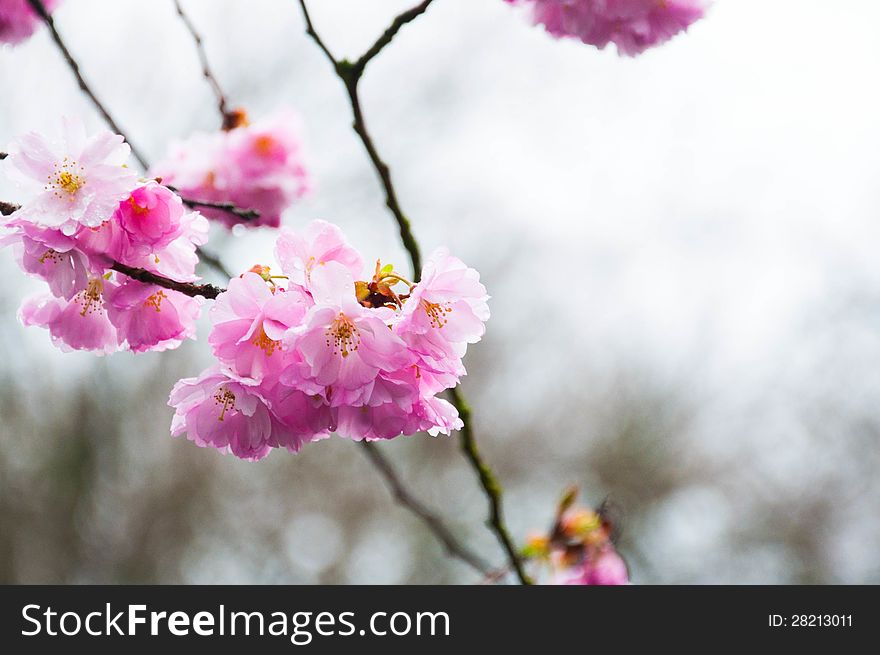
[143,290,167,312]
[252,325,281,356]
[76,278,105,317]
[213,386,236,422]
[423,299,452,329]
[325,313,360,358]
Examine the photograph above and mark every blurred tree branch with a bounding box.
[172,0,238,129]
[359,441,493,577]
[296,0,532,584]
[25,0,150,170]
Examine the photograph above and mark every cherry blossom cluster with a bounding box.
[170,219,489,459]
[150,110,310,229]
[2,118,208,353]
[505,0,707,56]
[523,488,629,585]
[0,0,58,45]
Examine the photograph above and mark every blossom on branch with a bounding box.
[150,110,310,229]
[170,220,487,459]
[2,119,210,354]
[505,0,708,56]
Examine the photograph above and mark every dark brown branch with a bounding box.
[359,441,493,577]
[110,262,223,299]
[166,186,261,222]
[296,0,532,584]
[26,0,149,170]
[2,197,230,292]
[0,152,7,160]
[172,0,236,129]
[297,0,424,277]
[1,200,21,216]
[351,0,435,77]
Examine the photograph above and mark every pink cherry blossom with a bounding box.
[105,279,202,353]
[6,117,138,234]
[394,247,489,372]
[0,0,59,45]
[574,548,630,585]
[209,271,309,384]
[168,367,295,461]
[114,182,186,253]
[19,277,119,354]
[262,379,334,449]
[283,261,413,405]
[150,110,310,229]
[274,219,363,294]
[506,0,707,56]
[0,220,91,299]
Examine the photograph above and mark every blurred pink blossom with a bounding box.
[506,0,707,56]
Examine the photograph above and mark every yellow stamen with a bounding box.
[252,325,281,356]
[423,299,452,329]
[45,157,86,199]
[38,249,63,264]
[76,278,104,317]
[213,386,236,422]
[325,313,360,358]
[143,290,167,312]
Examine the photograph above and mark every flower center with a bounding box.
[254,135,276,156]
[213,386,236,421]
[46,158,86,199]
[38,249,64,264]
[423,299,452,328]
[325,313,360,358]
[76,278,104,317]
[143,290,167,312]
[252,324,281,356]
[128,195,149,215]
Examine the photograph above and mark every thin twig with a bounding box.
[22,1,255,267]
[167,186,261,222]
[297,0,422,277]
[172,0,235,128]
[296,0,532,583]
[359,441,493,577]
[26,0,149,170]
[195,247,233,280]
[351,0,435,77]
[449,386,531,583]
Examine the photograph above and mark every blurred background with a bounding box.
[1,0,879,583]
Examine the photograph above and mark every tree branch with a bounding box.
[21,2,257,235]
[0,201,20,217]
[351,0,435,77]
[110,262,223,299]
[172,0,236,129]
[2,199,227,296]
[167,186,261,222]
[297,0,423,277]
[26,0,150,170]
[359,441,493,578]
[296,0,532,584]
[449,386,531,583]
